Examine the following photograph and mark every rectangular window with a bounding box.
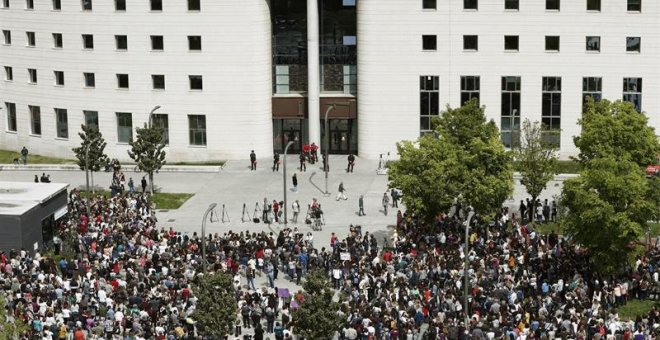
[55,108,68,138]
[152,74,165,89]
[84,110,98,129]
[116,112,133,143]
[586,36,600,52]
[423,0,436,9]
[4,66,12,81]
[5,102,17,132]
[26,0,33,9]
[188,115,207,146]
[464,0,477,10]
[463,35,478,51]
[29,105,41,135]
[26,31,35,46]
[275,65,289,94]
[28,68,37,83]
[188,0,200,11]
[82,34,94,49]
[151,35,164,50]
[115,35,127,50]
[501,76,521,148]
[626,37,641,52]
[420,75,439,134]
[460,76,480,105]
[82,0,92,10]
[52,0,61,10]
[2,0,9,8]
[54,70,64,86]
[582,77,602,111]
[115,0,126,11]
[189,75,203,90]
[343,65,357,95]
[53,33,63,48]
[545,36,560,51]
[188,35,202,51]
[152,113,169,144]
[504,35,519,51]
[586,0,600,11]
[627,0,641,12]
[505,0,519,10]
[546,0,559,10]
[83,72,95,87]
[116,74,129,89]
[541,77,561,147]
[2,30,10,45]
[422,35,437,51]
[623,78,642,112]
[150,0,162,11]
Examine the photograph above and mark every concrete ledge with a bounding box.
[0,164,222,173]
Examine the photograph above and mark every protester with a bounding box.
[250,150,257,171]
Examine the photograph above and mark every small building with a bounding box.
[0,182,68,253]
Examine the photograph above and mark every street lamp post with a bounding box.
[464,210,475,332]
[323,103,351,196]
[283,140,296,227]
[201,203,218,274]
[148,105,161,128]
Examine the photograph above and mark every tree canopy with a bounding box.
[292,269,343,339]
[128,124,167,194]
[191,272,236,338]
[72,124,109,172]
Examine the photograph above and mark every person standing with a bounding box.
[391,188,399,208]
[336,182,347,201]
[128,177,135,194]
[292,200,300,223]
[272,200,280,222]
[551,200,558,222]
[272,152,280,172]
[347,154,355,173]
[292,173,298,192]
[34,175,39,183]
[266,262,275,288]
[543,199,550,223]
[299,151,306,172]
[322,154,328,172]
[382,193,390,216]
[310,142,318,164]
[141,176,148,194]
[358,195,365,216]
[519,200,527,222]
[20,146,28,165]
[262,197,269,222]
[250,150,257,170]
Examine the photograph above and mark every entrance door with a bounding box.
[321,119,357,154]
[273,119,303,153]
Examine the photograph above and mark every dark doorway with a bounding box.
[41,214,54,247]
[273,119,305,154]
[321,119,357,155]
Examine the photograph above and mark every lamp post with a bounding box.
[283,140,296,227]
[148,105,161,128]
[201,203,217,274]
[323,103,350,195]
[84,136,101,193]
[464,210,475,332]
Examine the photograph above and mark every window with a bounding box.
[54,71,64,86]
[623,78,642,112]
[460,76,480,105]
[52,0,61,10]
[188,36,202,51]
[504,35,519,51]
[116,74,129,88]
[116,112,133,143]
[546,0,559,10]
[545,36,560,51]
[274,65,289,94]
[26,0,33,9]
[501,76,521,148]
[2,30,10,45]
[2,0,9,8]
[115,35,127,50]
[626,37,641,52]
[419,75,439,134]
[151,35,164,50]
[464,0,477,10]
[4,66,12,81]
[189,75,203,90]
[463,35,478,51]
[26,31,35,46]
[82,0,92,10]
[343,65,357,95]
[541,77,561,147]
[343,0,355,5]
[423,0,436,9]
[627,0,641,12]
[55,108,68,138]
[82,34,94,49]
[586,0,600,11]
[150,0,162,11]
[29,105,41,135]
[188,115,207,146]
[188,0,200,11]
[115,0,126,11]
[83,72,95,87]
[28,68,37,83]
[582,77,602,111]
[586,36,600,52]
[152,74,165,89]
[152,114,169,144]
[505,0,519,10]
[53,33,63,48]
[5,102,17,132]
[84,110,98,129]
[422,35,437,51]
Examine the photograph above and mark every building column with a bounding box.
[307,0,321,151]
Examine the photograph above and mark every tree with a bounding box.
[574,99,660,167]
[388,99,514,221]
[191,272,236,337]
[0,294,28,339]
[292,269,343,339]
[72,124,109,192]
[515,119,558,222]
[128,124,167,195]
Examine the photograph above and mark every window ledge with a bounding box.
[626,51,641,54]
[627,11,641,14]
[586,10,601,13]
[545,50,560,53]
[5,130,17,134]
[586,50,600,54]
[51,9,61,12]
[187,10,201,13]
[463,9,478,12]
[504,49,519,53]
[545,9,560,12]
[26,45,35,48]
[52,47,63,50]
[116,87,129,90]
[421,49,437,52]
[4,79,13,82]
[54,84,64,87]
[83,86,95,89]
[29,134,41,138]
[28,82,37,85]
[421,9,437,12]
[152,88,166,91]
[116,49,128,52]
[188,50,202,52]
[188,145,207,148]
[54,137,69,141]
[151,50,164,52]
[503,9,519,12]
[463,49,478,53]
[189,89,203,92]
[2,43,10,46]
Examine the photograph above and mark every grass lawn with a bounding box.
[0,149,74,164]
[618,300,658,320]
[529,222,564,235]
[79,190,193,209]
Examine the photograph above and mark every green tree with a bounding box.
[72,124,109,192]
[515,119,558,222]
[1,294,28,339]
[128,124,167,195]
[292,269,343,339]
[388,99,514,221]
[191,272,236,337]
[574,99,660,167]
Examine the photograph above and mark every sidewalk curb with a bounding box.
[0,164,222,173]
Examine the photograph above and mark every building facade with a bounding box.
[1,0,658,161]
